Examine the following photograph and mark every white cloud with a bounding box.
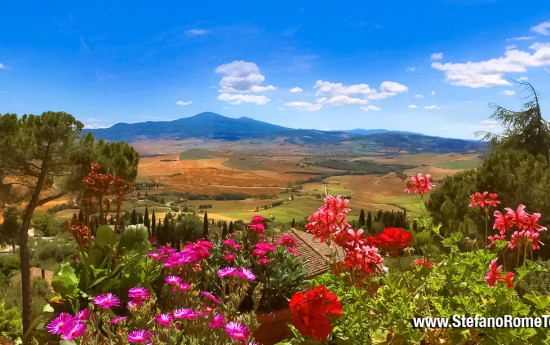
[431,42,550,88]
[318,95,368,106]
[215,60,276,93]
[84,124,108,129]
[519,76,529,81]
[314,80,407,101]
[218,93,269,105]
[424,105,439,110]
[476,120,500,130]
[507,36,535,41]
[531,21,550,36]
[430,52,443,60]
[0,63,4,69]
[360,105,381,111]
[506,45,516,50]
[285,101,323,111]
[500,90,516,96]
[406,66,416,72]
[185,29,210,37]
[414,94,424,98]
[290,87,303,93]
[430,90,436,96]
[408,104,418,109]
[176,100,192,106]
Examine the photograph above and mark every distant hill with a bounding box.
[86,112,486,154]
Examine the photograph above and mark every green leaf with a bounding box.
[95,225,116,247]
[523,293,550,310]
[42,304,54,313]
[51,263,80,297]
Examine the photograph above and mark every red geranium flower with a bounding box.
[289,286,343,341]
[376,227,413,257]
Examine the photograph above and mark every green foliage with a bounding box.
[0,207,20,250]
[0,299,23,341]
[32,212,63,237]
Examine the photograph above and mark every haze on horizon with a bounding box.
[1,1,549,139]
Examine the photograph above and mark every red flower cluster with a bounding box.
[376,227,413,257]
[332,229,386,275]
[65,215,93,247]
[414,257,433,269]
[404,173,434,195]
[469,191,500,210]
[289,286,343,340]
[306,195,350,243]
[484,258,514,288]
[488,204,547,250]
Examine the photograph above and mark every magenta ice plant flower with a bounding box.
[128,286,150,300]
[93,293,120,309]
[225,321,249,340]
[61,322,86,341]
[155,313,173,328]
[165,275,182,285]
[237,268,256,281]
[110,316,128,324]
[46,312,74,335]
[201,291,221,304]
[173,308,202,319]
[127,329,152,343]
[208,313,225,328]
[217,267,238,277]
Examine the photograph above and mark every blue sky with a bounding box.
[1,1,549,139]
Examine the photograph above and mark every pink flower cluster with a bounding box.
[217,267,256,280]
[484,258,514,288]
[128,286,151,308]
[148,240,213,268]
[404,173,434,195]
[94,293,120,309]
[469,191,500,210]
[223,238,242,262]
[488,204,546,250]
[306,195,351,243]
[248,215,266,234]
[276,235,299,256]
[253,241,277,264]
[46,309,88,341]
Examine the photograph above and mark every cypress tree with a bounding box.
[366,211,372,232]
[228,221,234,234]
[203,211,209,239]
[291,218,296,228]
[358,209,366,228]
[138,214,144,224]
[78,209,84,223]
[144,206,150,232]
[222,222,228,238]
[152,209,156,237]
[131,209,138,225]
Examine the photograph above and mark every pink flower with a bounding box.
[165,275,182,285]
[259,257,270,265]
[128,287,150,301]
[225,252,235,261]
[155,314,172,328]
[484,258,503,287]
[208,314,225,328]
[487,233,507,248]
[224,239,235,246]
[237,268,256,281]
[201,291,221,304]
[217,267,238,278]
[404,173,434,195]
[469,191,500,210]
[93,293,120,309]
[225,321,249,340]
[46,313,74,335]
[127,329,152,343]
[251,215,265,224]
[74,309,89,321]
[177,283,191,291]
[232,243,242,250]
[306,195,351,243]
[61,322,86,341]
[173,308,202,319]
[110,316,128,324]
[276,235,298,248]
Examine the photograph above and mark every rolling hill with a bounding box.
[86,112,486,154]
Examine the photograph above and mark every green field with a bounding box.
[435,160,480,170]
[179,149,216,160]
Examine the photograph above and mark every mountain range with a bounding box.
[85,112,486,154]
